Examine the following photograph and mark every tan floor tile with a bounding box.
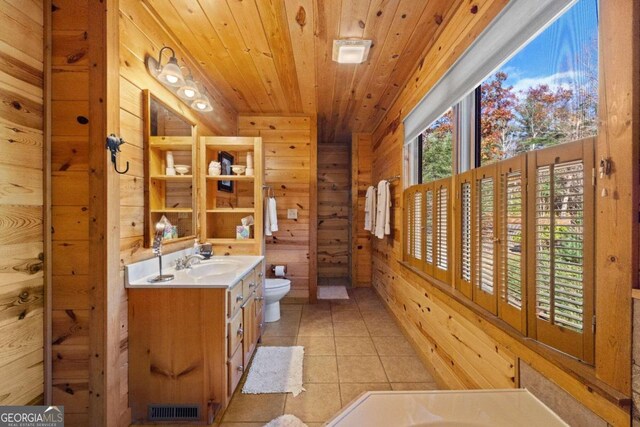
[334,336,376,356]
[301,309,334,323]
[360,309,393,323]
[298,318,334,336]
[284,383,341,423]
[303,355,338,383]
[332,320,369,337]
[330,298,358,307]
[372,335,415,356]
[330,303,360,313]
[339,382,391,406]
[296,336,336,355]
[390,382,439,391]
[280,304,303,312]
[380,356,435,383]
[357,299,385,311]
[222,393,286,422]
[337,356,388,383]
[259,335,297,347]
[302,301,331,312]
[331,309,363,322]
[263,322,299,337]
[365,320,403,337]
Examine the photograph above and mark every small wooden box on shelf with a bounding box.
[200,137,264,255]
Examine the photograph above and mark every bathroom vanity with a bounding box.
[126,253,265,424]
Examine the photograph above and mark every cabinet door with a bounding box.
[242,294,257,364]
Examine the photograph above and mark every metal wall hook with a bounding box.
[106,133,130,174]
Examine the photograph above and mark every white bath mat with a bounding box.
[242,346,305,396]
[263,414,308,427]
[318,286,349,300]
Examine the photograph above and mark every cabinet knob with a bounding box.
[256,296,264,302]
[237,365,244,372]
[236,294,244,303]
[258,272,263,278]
[237,327,244,336]
[259,323,263,329]
[248,282,256,288]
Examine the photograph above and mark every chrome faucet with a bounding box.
[175,254,205,270]
[148,222,174,283]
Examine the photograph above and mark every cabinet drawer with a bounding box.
[228,281,244,318]
[242,269,257,300]
[227,309,243,358]
[228,344,244,396]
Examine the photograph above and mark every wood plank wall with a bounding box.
[50,0,91,423]
[362,0,632,425]
[117,1,237,425]
[238,115,316,300]
[317,142,350,286]
[0,0,45,406]
[351,133,372,287]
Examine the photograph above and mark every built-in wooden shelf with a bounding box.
[207,238,256,245]
[632,289,640,300]
[206,208,255,213]
[205,175,254,181]
[204,138,256,151]
[149,137,193,151]
[150,174,193,181]
[150,208,193,213]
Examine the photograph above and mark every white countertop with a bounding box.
[125,249,263,289]
[326,389,568,427]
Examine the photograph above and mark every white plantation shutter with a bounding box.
[413,191,423,261]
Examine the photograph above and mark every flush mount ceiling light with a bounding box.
[332,39,372,64]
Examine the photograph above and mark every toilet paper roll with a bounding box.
[274,265,286,277]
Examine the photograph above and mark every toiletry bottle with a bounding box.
[193,238,200,255]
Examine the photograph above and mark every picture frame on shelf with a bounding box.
[218,151,234,193]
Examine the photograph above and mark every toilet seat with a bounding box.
[265,278,290,290]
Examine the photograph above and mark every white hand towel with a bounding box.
[374,180,391,239]
[264,197,272,236]
[268,197,278,232]
[364,186,376,232]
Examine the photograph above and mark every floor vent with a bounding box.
[148,404,200,421]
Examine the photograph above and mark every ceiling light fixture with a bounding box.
[146,46,213,113]
[332,39,372,64]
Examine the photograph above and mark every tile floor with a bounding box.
[218,287,438,426]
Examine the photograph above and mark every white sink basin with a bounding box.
[186,260,239,278]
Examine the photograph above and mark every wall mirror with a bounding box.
[143,90,198,248]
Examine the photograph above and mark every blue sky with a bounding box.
[498,0,598,93]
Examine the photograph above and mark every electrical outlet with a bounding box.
[287,209,298,219]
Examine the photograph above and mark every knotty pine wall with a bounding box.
[49,0,92,423]
[317,142,350,286]
[238,115,316,300]
[117,0,237,424]
[364,0,632,425]
[351,133,372,287]
[0,0,45,406]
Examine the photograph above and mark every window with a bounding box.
[404,0,597,362]
[478,0,598,165]
[420,109,454,183]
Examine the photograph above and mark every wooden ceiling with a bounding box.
[142,0,458,143]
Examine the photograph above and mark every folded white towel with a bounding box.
[264,197,272,236]
[375,180,391,239]
[268,197,278,232]
[364,185,376,232]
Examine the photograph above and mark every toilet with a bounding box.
[264,278,291,322]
